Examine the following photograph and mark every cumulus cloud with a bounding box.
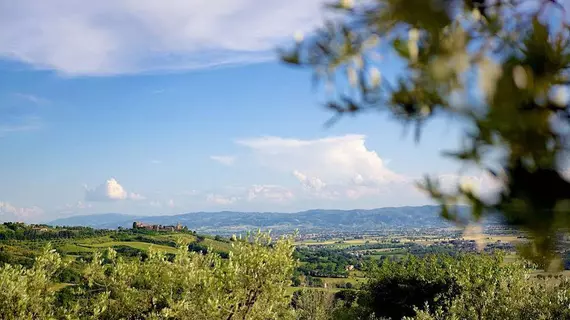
[236,135,507,204]
[0,0,327,75]
[210,155,236,166]
[238,135,407,200]
[238,135,403,183]
[85,178,143,202]
[293,171,326,192]
[0,201,43,222]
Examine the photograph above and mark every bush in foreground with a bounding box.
[0,232,295,320]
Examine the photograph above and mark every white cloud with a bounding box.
[428,172,503,203]
[204,184,294,207]
[0,0,327,75]
[210,155,236,166]
[238,135,407,200]
[150,159,162,164]
[0,201,43,222]
[67,201,92,209]
[207,193,240,205]
[129,192,146,201]
[85,178,143,202]
[293,171,326,191]
[238,135,403,184]
[246,185,294,203]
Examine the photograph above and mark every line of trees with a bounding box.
[294,247,359,278]
[0,223,110,241]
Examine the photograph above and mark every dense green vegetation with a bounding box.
[7,238,570,319]
[294,247,359,278]
[4,222,570,319]
[0,223,233,277]
[292,252,570,320]
[0,222,109,240]
[0,232,295,319]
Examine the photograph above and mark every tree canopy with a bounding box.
[281,0,570,266]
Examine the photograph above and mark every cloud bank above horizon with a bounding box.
[0,134,506,223]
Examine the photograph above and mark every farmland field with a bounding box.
[81,241,179,253]
[1,222,569,302]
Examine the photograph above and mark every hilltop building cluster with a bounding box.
[132,221,184,232]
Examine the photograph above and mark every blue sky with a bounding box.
[3,0,558,223]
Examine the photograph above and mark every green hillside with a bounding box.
[0,222,232,267]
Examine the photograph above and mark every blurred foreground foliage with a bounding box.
[294,252,570,320]
[281,0,570,266]
[4,237,570,319]
[0,232,296,320]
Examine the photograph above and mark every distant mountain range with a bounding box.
[48,205,493,233]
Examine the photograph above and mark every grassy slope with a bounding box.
[84,241,179,254]
[1,232,232,259]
